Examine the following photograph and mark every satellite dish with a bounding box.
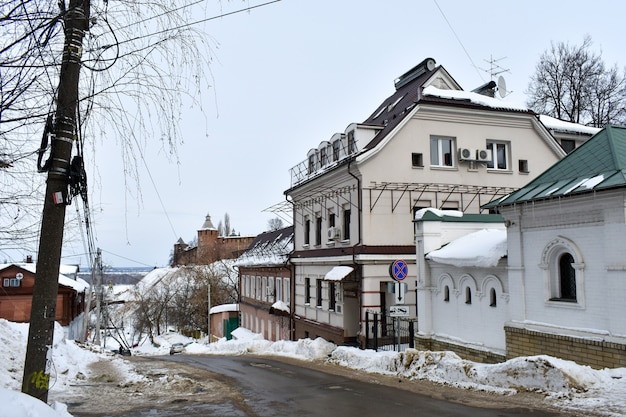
[497,75,507,98]
[16,272,23,280]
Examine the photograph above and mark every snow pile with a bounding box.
[2,320,626,417]
[0,387,72,417]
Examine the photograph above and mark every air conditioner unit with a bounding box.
[458,148,475,161]
[335,304,342,313]
[476,149,492,162]
[327,227,340,240]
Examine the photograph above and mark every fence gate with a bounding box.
[365,310,416,352]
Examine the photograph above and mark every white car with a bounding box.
[169,342,184,355]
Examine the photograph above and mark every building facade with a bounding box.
[284,58,593,346]
[0,262,88,326]
[236,227,294,341]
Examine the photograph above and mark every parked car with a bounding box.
[169,342,184,355]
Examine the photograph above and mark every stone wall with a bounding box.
[505,326,626,369]
[414,336,505,364]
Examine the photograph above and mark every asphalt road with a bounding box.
[153,354,564,417]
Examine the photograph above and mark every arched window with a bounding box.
[443,285,450,302]
[540,237,584,305]
[465,287,472,304]
[489,288,497,307]
[559,253,576,300]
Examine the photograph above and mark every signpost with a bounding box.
[389,305,409,317]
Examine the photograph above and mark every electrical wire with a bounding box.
[433,0,484,82]
[96,0,282,50]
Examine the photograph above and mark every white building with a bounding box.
[284,58,594,346]
[415,126,626,369]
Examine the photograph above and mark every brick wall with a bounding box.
[505,326,626,369]
[414,336,505,364]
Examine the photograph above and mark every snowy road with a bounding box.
[151,354,566,417]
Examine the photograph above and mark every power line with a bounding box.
[433,0,484,82]
[98,0,283,50]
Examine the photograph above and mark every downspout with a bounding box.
[347,157,363,343]
[285,193,296,341]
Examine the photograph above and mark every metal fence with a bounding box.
[364,310,416,352]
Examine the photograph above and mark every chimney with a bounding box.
[26,255,33,263]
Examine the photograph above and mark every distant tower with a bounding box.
[197,212,219,264]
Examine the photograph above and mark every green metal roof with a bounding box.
[485,126,626,208]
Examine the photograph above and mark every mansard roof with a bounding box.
[487,126,626,208]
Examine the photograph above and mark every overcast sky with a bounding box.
[57,0,625,268]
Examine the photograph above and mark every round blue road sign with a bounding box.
[389,259,408,281]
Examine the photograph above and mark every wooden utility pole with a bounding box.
[21,0,89,402]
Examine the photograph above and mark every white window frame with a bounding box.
[540,237,585,308]
[430,135,455,167]
[486,140,511,171]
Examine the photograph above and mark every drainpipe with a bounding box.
[347,157,364,344]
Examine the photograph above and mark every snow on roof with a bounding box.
[414,207,464,220]
[324,266,354,281]
[426,229,507,268]
[0,263,88,292]
[271,300,290,313]
[210,303,238,314]
[539,115,601,136]
[234,227,294,267]
[423,85,528,111]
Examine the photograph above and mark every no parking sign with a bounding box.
[389,259,408,281]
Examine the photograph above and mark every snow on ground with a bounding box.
[2,319,625,416]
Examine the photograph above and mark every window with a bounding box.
[559,253,577,300]
[315,215,322,245]
[316,279,323,307]
[489,288,497,307]
[486,141,510,170]
[267,277,275,302]
[262,276,267,301]
[332,140,341,161]
[308,154,316,174]
[430,136,455,167]
[276,278,282,301]
[256,276,261,300]
[328,282,336,311]
[3,278,20,287]
[519,159,529,173]
[541,237,583,304]
[561,139,576,153]
[304,217,310,245]
[284,278,290,304]
[343,208,351,240]
[347,130,356,154]
[305,278,311,304]
[411,152,424,168]
[320,147,328,167]
[465,287,472,304]
[328,211,335,228]
[443,285,450,302]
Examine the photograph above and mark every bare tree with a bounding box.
[267,217,284,231]
[1,0,216,259]
[527,35,626,127]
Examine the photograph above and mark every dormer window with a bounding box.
[308,154,316,174]
[347,130,356,154]
[320,148,327,167]
[332,140,340,161]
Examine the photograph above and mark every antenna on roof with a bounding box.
[480,55,511,98]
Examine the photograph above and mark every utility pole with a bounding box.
[21,0,89,402]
